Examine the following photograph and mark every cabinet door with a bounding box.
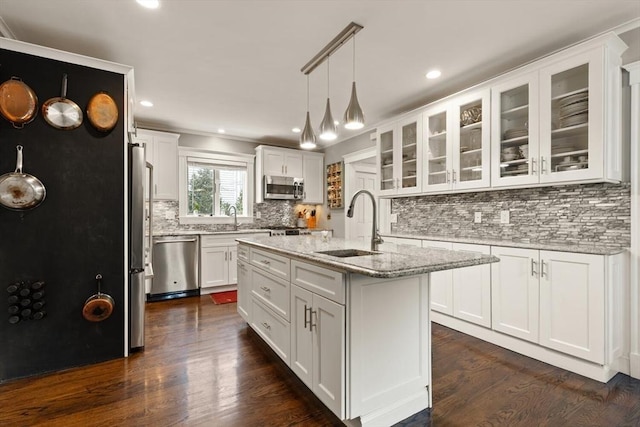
[491,72,540,187]
[290,284,314,388]
[200,246,229,289]
[152,133,179,200]
[452,89,491,191]
[313,293,345,419]
[302,154,324,204]
[539,48,604,183]
[263,150,285,176]
[422,240,454,315]
[237,260,251,322]
[228,245,238,284]
[397,115,421,194]
[378,124,397,195]
[284,152,303,177]
[451,243,491,327]
[490,246,539,343]
[539,251,604,363]
[422,104,452,192]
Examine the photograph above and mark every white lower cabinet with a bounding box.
[291,284,344,417]
[250,298,291,365]
[422,240,491,328]
[237,259,251,322]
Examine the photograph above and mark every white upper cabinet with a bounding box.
[377,114,422,196]
[302,153,324,204]
[135,129,179,200]
[423,88,491,193]
[262,147,303,177]
[492,34,627,188]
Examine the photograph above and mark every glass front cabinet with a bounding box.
[423,88,490,193]
[378,114,422,196]
[492,34,626,187]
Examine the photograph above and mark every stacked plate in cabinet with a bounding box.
[504,127,528,140]
[558,89,588,128]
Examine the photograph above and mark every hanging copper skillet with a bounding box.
[0,145,46,211]
[42,74,83,130]
[82,274,115,322]
[86,91,118,132]
[0,77,38,128]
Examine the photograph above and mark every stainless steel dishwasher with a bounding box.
[150,235,199,301]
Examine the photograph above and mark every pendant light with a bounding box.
[319,56,337,141]
[344,34,365,130]
[300,74,317,149]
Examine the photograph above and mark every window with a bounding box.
[178,149,254,224]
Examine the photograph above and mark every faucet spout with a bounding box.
[228,206,238,230]
[346,189,383,252]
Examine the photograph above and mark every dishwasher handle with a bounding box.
[154,238,198,244]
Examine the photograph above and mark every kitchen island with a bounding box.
[235,235,498,427]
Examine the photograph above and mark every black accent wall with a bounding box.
[0,48,125,381]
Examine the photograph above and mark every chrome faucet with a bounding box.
[228,206,238,230]
[346,189,383,251]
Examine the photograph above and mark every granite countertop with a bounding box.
[236,235,499,279]
[382,233,627,256]
[153,229,271,237]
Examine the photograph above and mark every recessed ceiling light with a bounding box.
[292,127,301,133]
[218,128,225,134]
[136,0,159,9]
[334,120,340,126]
[426,70,442,79]
[139,100,153,107]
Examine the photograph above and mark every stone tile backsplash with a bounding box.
[152,200,324,233]
[391,183,631,248]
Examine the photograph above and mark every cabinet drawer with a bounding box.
[237,244,250,261]
[251,298,290,366]
[291,260,345,305]
[250,248,290,280]
[251,267,290,321]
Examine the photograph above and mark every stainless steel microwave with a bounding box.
[264,175,304,200]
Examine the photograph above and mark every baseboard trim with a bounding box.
[631,352,640,379]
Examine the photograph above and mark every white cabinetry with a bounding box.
[422,240,491,327]
[255,145,324,203]
[135,129,179,200]
[200,233,267,294]
[492,34,626,188]
[378,114,422,196]
[237,259,251,322]
[302,152,324,204]
[423,89,491,193]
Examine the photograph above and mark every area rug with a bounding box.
[210,290,237,305]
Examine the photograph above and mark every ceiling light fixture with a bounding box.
[343,33,364,130]
[136,0,159,9]
[299,74,317,150]
[292,127,301,133]
[218,128,225,134]
[300,22,364,146]
[426,69,442,79]
[140,100,153,107]
[318,56,337,141]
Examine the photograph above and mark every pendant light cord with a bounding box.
[352,35,356,81]
[306,74,310,111]
[327,55,330,97]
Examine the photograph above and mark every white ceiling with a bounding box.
[0,1,639,148]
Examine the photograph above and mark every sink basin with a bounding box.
[316,249,381,258]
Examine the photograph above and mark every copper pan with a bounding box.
[86,91,118,132]
[0,77,38,128]
[82,274,115,322]
[42,74,83,130]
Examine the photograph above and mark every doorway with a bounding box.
[343,147,379,242]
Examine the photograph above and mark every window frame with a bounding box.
[178,148,255,225]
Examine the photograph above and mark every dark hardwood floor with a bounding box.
[1,295,639,427]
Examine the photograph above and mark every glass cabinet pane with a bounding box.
[427,112,447,186]
[379,129,395,191]
[498,84,530,178]
[458,99,483,183]
[550,64,589,173]
[401,122,417,189]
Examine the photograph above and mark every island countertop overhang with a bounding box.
[236,235,499,279]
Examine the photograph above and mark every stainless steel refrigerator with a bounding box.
[129,143,146,351]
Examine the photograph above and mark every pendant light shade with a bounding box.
[344,81,364,130]
[300,75,317,149]
[319,57,337,141]
[343,34,364,130]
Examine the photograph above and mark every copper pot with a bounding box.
[86,92,118,132]
[0,77,38,128]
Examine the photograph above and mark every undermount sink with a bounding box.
[316,249,381,258]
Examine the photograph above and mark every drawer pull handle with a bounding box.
[261,321,271,330]
[261,260,271,265]
[531,259,537,277]
[260,286,271,293]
